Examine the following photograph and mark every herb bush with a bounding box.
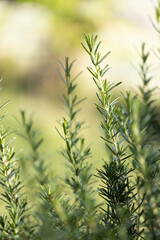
[0,2,160,240]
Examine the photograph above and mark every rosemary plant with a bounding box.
[18,111,48,186]
[0,1,160,239]
[0,85,34,239]
[130,43,160,240]
[56,57,98,239]
[17,111,65,240]
[138,43,160,142]
[82,33,138,239]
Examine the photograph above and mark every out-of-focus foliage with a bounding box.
[15,0,115,50]
[0,0,115,96]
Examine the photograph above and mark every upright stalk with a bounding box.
[82,33,138,239]
[56,57,97,238]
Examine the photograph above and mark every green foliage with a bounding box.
[56,57,98,239]
[17,111,48,186]
[82,32,138,239]
[0,85,35,239]
[0,2,160,239]
[15,0,96,50]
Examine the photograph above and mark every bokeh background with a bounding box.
[0,0,159,179]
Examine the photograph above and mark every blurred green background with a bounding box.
[0,0,159,181]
